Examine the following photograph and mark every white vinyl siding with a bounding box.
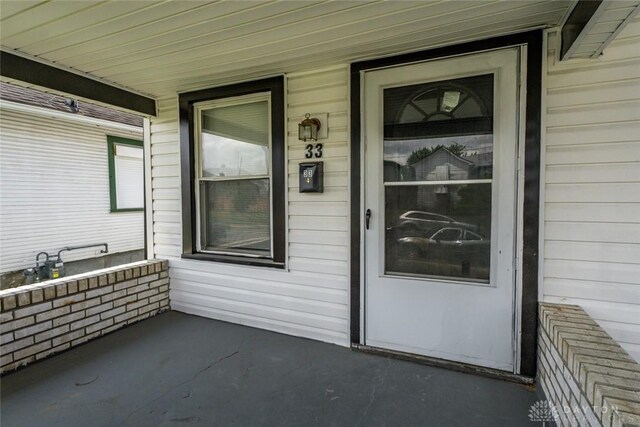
[0,106,144,274]
[150,66,350,346]
[542,21,640,362]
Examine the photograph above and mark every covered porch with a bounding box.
[2,1,640,426]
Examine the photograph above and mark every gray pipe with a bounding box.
[57,243,108,261]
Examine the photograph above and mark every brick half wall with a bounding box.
[0,259,169,373]
[538,303,640,427]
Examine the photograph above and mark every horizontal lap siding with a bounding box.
[0,109,143,274]
[150,67,350,346]
[543,23,640,362]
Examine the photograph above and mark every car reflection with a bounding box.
[391,210,477,235]
[398,225,488,259]
[386,211,490,280]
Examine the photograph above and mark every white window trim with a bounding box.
[193,92,274,259]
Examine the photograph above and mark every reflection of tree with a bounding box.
[407,142,466,165]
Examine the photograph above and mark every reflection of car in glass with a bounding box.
[390,210,476,236]
[397,225,490,268]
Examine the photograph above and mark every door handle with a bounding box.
[365,209,372,230]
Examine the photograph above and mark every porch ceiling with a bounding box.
[1,1,571,98]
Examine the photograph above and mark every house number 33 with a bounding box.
[305,143,323,159]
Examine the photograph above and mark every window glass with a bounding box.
[385,184,491,281]
[107,136,143,212]
[200,180,270,255]
[465,231,482,241]
[200,100,270,177]
[383,74,494,283]
[432,228,462,242]
[383,74,494,183]
[196,94,272,257]
[114,143,143,210]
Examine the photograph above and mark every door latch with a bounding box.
[365,209,371,230]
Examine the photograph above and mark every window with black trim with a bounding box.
[107,135,144,212]
[179,77,285,267]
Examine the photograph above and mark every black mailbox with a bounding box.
[299,161,323,193]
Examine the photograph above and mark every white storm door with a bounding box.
[363,48,520,371]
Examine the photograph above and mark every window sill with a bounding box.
[181,252,285,269]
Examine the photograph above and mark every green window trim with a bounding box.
[107,135,144,213]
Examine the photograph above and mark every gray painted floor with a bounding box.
[1,312,538,426]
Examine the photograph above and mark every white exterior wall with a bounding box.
[150,66,350,346]
[150,22,640,355]
[542,20,640,362]
[0,105,144,274]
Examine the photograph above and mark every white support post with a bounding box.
[143,117,154,260]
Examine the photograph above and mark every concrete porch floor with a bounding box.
[1,312,538,426]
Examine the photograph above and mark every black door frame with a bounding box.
[349,30,542,378]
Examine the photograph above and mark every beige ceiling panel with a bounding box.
[75,1,353,71]
[108,0,559,88]
[24,1,214,58]
[1,1,152,48]
[98,1,491,81]
[130,5,567,95]
[346,6,569,59]
[0,1,104,40]
[91,1,443,77]
[0,1,47,21]
[47,1,274,67]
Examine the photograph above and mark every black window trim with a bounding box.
[179,76,286,268]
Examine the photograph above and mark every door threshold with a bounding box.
[352,344,534,385]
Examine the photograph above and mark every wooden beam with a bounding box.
[0,51,156,116]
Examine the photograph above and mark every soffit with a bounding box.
[563,1,640,59]
[1,1,572,97]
